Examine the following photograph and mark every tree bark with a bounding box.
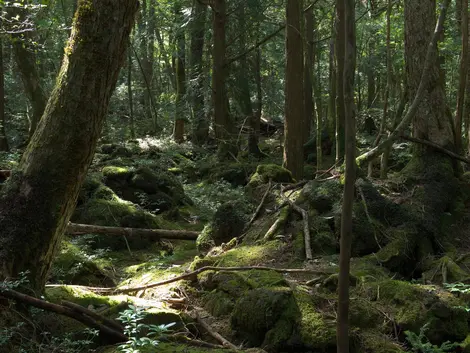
[284,0,304,180]
[456,0,469,151]
[0,38,8,152]
[212,0,236,160]
[337,0,356,350]
[190,0,208,145]
[328,36,337,142]
[248,45,262,156]
[335,0,346,162]
[127,44,135,139]
[303,7,314,145]
[0,0,138,293]
[174,3,186,144]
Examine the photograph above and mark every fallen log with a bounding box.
[66,222,199,241]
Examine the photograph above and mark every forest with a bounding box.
[2,0,470,352]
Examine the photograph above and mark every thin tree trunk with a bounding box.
[128,44,135,140]
[284,0,304,180]
[190,0,208,145]
[328,36,337,143]
[249,45,262,156]
[174,4,186,144]
[0,38,8,152]
[0,0,138,293]
[335,0,346,163]
[456,0,469,151]
[337,0,356,350]
[303,7,314,145]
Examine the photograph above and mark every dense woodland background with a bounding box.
[3,0,470,352]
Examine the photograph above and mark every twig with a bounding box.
[282,180,308,192]
[195,311,239,350]
[279,186,312,261]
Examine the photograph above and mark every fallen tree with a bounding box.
[66,223,199,241]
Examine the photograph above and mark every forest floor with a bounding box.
[3,134,470,353]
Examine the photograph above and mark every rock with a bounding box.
[247,164,294,189]
[196,201,247,253]
[299,179,343,214]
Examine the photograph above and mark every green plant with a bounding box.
[405,323,459,353]
[444,282,470,294]
[117,305,175,353]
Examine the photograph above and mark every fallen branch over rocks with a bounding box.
[48,265,329,295]
[0,287,127,343]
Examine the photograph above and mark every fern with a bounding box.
[405,323,460,353]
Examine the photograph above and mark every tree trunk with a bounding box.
[248,45,262,156]
[0,0,138,293]
[335,0,346,162]
[284,0,304,180]
[0,38,8,152]
[303,7,314,145]
[128,44,135,140]
[337,0,356,350]
[456,0,469,151]
[190,0,208,145]
[174,4,186,144]
[328,36,337,142]
[212,0,236,160]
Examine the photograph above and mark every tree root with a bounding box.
[263,205,291,240]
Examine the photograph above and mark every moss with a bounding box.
[203,290,235,316]
[350,257,391,281]
[356,330,406,353]
[322,273,358,292]
[45,285,125,308]
[210,162,257,186]
[50,241,115,286]
[143,308,186,330]
[216,242,282,267]
[230,287,293,346]
[423,255,470,284]
[196,224,216,253]
[299,179,343,213]
[101,343,238,352]
[102,166,132,180]
[240,269,288,288]
[189,256,217,271]
[369,280,468,344]
[247,163,293,188]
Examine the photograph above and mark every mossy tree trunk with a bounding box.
[0,0,138,294]
[174,3,186,144]
[0,38,8,152]
[284,0,304,180]
[456,0,469,151]
[190,0,208,145]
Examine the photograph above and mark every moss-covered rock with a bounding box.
[299,179,343,214]
[203,290,235,317]
[210,163,257,186]
[230,287,293,346]
[247,164,293,189]
[367,280,469,344]
[50,242,115,287]
[356,330,407,353]
[422,255,470,284]
[45,285,125,308]
[196,201,247,253]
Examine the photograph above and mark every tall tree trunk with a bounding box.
[303,7,314,145]
[314,16,323,173]
[249,46,262,156]
[190,0,208,145]
[335,0,346,162]
[337,0,356,350]
[212,0,235,160]
[0,38,8,152]
[174,4,186,144]
[128,44,135,140]
[0,0,138,293]
[146,0,156,128]
[328,36,337,143]
[284,0,304,180]
[456,0,469,151]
